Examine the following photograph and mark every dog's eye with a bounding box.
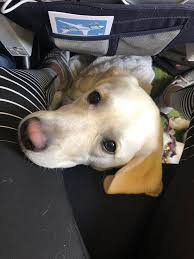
[102,139,116,154]
[87,90,101,105]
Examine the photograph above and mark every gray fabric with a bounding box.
[53,38,109,56]
[116,30,180,56]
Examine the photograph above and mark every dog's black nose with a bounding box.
[20,117,47,152]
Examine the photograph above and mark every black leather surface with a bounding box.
[0,143,89,259]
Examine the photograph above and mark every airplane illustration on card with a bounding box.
[57,20,105,36]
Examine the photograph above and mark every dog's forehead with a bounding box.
[96,78,159,139]
[97,76,149,104]
[100,84,151,116]
[98,75,138,92]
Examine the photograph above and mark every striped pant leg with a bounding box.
[180,112,194,162]
[0,67,57,144]
[170,85,194,120]
[169,85,194,161]
[12,68,59,106]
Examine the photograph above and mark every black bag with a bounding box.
[3,1,194,56]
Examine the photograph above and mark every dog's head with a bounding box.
[18,68,162,196]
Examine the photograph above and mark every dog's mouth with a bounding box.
[19,117,48,152]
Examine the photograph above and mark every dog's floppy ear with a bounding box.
[103,128,163,197]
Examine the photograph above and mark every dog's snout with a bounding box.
[20,117,47,152]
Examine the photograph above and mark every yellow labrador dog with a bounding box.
[18,56,163,197]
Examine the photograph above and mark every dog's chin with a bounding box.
[21,148,78,169]
[91,166,107,171]
[21,147,116,171]
[91,164,121,172]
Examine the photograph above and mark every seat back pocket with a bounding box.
[116,28,181,56]
[53,36,109,56]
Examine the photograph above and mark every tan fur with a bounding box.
[104,126,163,196]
